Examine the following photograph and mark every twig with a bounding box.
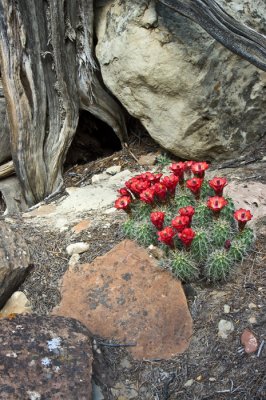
[124,143,139,163]
[257,339,265,357]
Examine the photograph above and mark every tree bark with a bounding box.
[0,0,127,206]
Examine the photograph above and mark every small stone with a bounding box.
[0,291,31,316]
[68,254,80,267]
[223,304,230,314]
[106,165,121,175]
[184,379,194,387]
[91,173,108,184]
[72,219,91,234]
[218,319,234,339]
[196,375,203,381]
[241,328,259,354]
[138,153,158,166]
[248,316,257,324]
[120,357,132,369]
[66,242,90,255]
[209,377,216,382]
[248,303,257,310]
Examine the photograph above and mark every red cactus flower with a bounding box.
[161,175,179,196]
[169,162,185,184]
[179,206,195,226]
[153,183,168,201]
[207,196,228,218]
[185,160,195,171]
[158,226,176,247]
[191,162,209,178]
[207,196,228,211]
[114,196,132,213]
[171,215,190,232]
[130,180,150,195]
[150,211,165,230]
[125,177,138,190]
[140,188,155,204]
[186,178,203,199]
[118,187,131,197]
[209,177,228,196]
[234,208,253,231]
[178,228,196,248]
[153,173,163,183]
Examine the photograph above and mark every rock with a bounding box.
[248,316,257,324]
[66,242,90,255]
[106,165,121,175]
[241,328,259,354]
[108,169,133,186]
[138,153,158,166]
[0,221,31,308]
[223,304,231,314]
[0,314,93,399]
[184,379,194,387]
[0,291,31,316]
[91,172,108,184]
[0,81,11,164]
[224,181,266,226]
[53,240,193,360]
[0,177,27,215]
[92,381,104,400]
[95,1,266,160]
[248,302,257,310]
[218,319,234,339]
[72,219,91,234]
[68,254,80,267]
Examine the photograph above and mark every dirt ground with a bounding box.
[14,133,266,400]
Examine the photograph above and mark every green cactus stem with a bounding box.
[212,219,231,247]
[191,230,209,262]
[205,249,233,282]
[170,251,199,282]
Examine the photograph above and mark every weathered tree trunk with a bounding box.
[0,0,127,205]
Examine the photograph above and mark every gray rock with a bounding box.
[105,165,121,175]
[66,242,90,255]
[0,315,93,399]
[218,319,235,338]
[92,381,104,400]
[95,0,266,160]
[0,221,31,308]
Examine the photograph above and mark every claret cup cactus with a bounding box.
[115,161,255,283]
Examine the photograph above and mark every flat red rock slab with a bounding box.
[53,240,193,360]
[0,315,92,399]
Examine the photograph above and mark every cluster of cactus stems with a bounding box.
[116,161,255,284]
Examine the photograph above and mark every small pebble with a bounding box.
[224,304,230,314]
[248,316,257,324]
[106,165,121,175]
[241,328,259,354]
[218,319,234,339]
[209,377,216,382]
[184,379,194,387]
[66,242,90,255]
[248,303,257,310]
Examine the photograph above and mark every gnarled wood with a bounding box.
[0,161,15,179]
[0,0,127,206]
[158,0,266,72]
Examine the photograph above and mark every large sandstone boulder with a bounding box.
[95,0,266,160]
[0,79,11,164]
